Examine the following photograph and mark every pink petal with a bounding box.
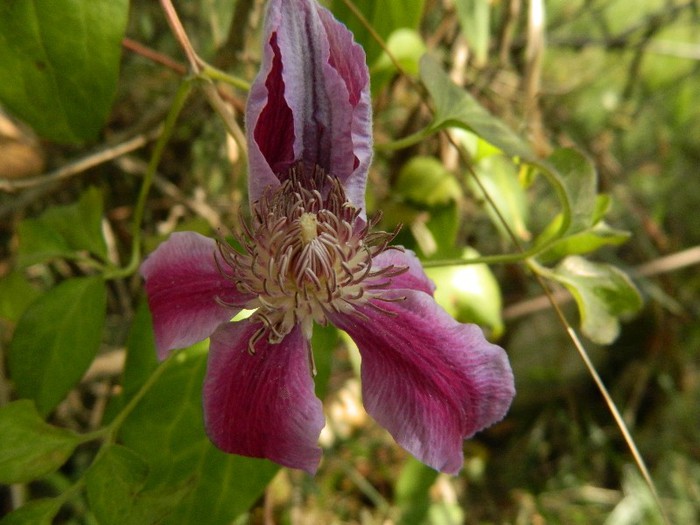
[371,248,436,296]
[140,232,250,360]
[247,0,371,209]
[203,321,325,474]
[329,291,515,474]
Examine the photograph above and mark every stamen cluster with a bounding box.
[217,164,405,353]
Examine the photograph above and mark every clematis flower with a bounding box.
[140,0,515,475]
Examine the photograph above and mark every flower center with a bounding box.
[298,213,319,245]
[217,164,405,353]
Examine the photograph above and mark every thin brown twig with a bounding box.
[122,37,187,75]
[159,0,201,73]
[158,0,248,155]
[0,128,162,193]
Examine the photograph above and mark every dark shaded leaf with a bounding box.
[0,498,62,525]
[8,277,107,415]
[86,445,192,525]
[18,187,108,266]
[0,0,128,142]
[0,271,41,323]
[119,346,279,525]
[331,0,426,65]
[0,400,81,484]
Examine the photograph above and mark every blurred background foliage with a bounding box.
[1,0,699,523]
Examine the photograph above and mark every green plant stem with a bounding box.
[374,128,431,151]
[421,244,544,268]
[104,79,193,280]
[423,140,572,268]
[199,63,250,91]
[105,357,173,442]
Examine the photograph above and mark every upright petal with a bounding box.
[140,232,250,359]
[247,0,371,209]
[203,321,325,474]
[329,291,515,474]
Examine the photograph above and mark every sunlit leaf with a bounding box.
[547,148,598,234]
[0,400,81,484]
[18,187,108,267]
[454,0,491,67]
[8,276,107,415]
[549,256,643,344]
[371,28,426,92]
[426,248,504,338]
[395,457,439,525]
[0,498,62,525]
[372,29,426,76]
[0,0,129,142]
[425,203,461,259]
[395,156,462,207]
[119,347,279,525]
[420,54,535,161]
[469,154,530,241]
[538,221,631,263]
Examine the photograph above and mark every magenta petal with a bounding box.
[247,0,371,209]
[140,232,250,360]
[371,248,436,296]
[329,291,515,474]
[203,321,325,473]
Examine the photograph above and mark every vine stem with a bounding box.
[105,79,193,280]
[105,357,174,441]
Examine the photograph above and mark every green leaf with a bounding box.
[119,347,279,525]
[469,154,530,241]
[538,221,631,263]
[0,271,41,322]
[546,148,598,234]
[312,323,340,401]
[549,256,643,344]
[18,187,108,266]
[122,302,160,401]
[372,29,426,77]
[86,445,148,524]
[0,0,129,142]
[331,0,426,65]
[420,54,535,161]
[8,276,107,415]
[426,248,504,338]
[86,445,192,525]
[395,457,439,525]
[454,0,491,67]
[370,28,426,92]
[425,203,461,259]
[0,400,81,484]
[395,156,462,207]
[0,498,62,525]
